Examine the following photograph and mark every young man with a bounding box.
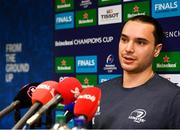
[93,15,180,129]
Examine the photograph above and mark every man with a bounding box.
[93,15,180,129]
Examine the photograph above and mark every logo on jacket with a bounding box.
[128,109,146,123]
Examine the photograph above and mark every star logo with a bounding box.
[163,55,169,63]
[83,13,88,19]
[84,78,89,85]
[133,5,139,12]
[61,0,66,4]
[61,59,66,66]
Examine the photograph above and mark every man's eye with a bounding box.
[121,37,128,43]
[137,41,146,45]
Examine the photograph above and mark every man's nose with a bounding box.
[125,41,135,53]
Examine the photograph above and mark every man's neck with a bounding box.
[123,69,154,88]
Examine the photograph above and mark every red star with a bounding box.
[83,13,88,19]
[61,0,66,4]
[84,78,89,85]
[61,59,66,66]
[163,55,169,63]
[133,5,139,12]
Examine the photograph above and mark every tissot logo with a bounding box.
[152,0,180,18]
[76,56,97,73]
[98,5,122,25]
[55,12,74,30]
[128,109,146,123]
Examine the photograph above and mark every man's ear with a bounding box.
[154,44,162,57]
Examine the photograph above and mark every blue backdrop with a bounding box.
[0,0,53,128]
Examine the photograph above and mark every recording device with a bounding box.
[74,87,101,122]
[0,82,40,119]
[26,77,82,126]
[51,102,75,130]
[12,80,59,129]
[64,102,75,123]
[56,87,101,130]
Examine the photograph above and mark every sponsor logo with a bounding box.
[37,84,51,90]
[99,74,121,83]
[78,94,96,102]
[153,52,180,72]
[27,86,37,98]
[59,76,69,82]
[76,75,97,88]
[164,30,180,38]
[103,54,117,73]
[55,36,114,47]
[160,74,180,87]
[123,1,150,21]
[98,5,122,25]
[128,109,146,123]
[55,0,74,12]
[80,0,92,8]
[55,57,74,73]
[76,56,97,73]
[98,0,120,6]
[37,84,55,97]
[76,9,97,28]
[71,87,81,98]
[152,0,179,18]
[55,12,74,30]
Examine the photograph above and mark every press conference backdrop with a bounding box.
[0,0,53,128]
[0,0,180,129]
[54,0,180,87]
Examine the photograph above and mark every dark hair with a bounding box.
[127,15,164,45]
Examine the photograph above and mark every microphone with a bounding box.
[64,102,75,123]
[12,80,59,129]
[51,102,75,130]
[74,87,101,122]
[0,82,40,119]
[26,77,82,126]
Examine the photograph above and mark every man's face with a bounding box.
[119,20,161,73]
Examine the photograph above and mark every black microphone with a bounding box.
[0,82,40,119]
[64,102,75,123]
[12,80,59,129]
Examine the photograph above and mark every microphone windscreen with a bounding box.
[74,87,101,122]
[13,82,40,108]
[31,81,59,105]
[56,77,82,104]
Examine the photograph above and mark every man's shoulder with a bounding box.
[153,74,180,92]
